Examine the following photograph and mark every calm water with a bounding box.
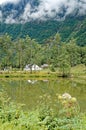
[0,78,86,112]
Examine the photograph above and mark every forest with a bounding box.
[0,33,86,77]
[0,16,86,46]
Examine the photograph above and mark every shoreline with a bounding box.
[0,70,86,79]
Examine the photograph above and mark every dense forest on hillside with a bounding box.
[0,16,86,46]
[0,33,86,76]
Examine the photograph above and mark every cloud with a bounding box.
[21,0,86,22]
[0,0,86,23]
[0,0,20,5]
[5,10,19,23]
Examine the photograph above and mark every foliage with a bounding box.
[0,16,86,46]
[0,91,86,130]
[0,33,86,77]
[58,94,80,118]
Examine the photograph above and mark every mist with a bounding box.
[0,0,20,5]
[0,0,86,23]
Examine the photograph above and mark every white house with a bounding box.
[27,80,37,84]
[32,64,42,71]
[24,64,42,71]
[41,64,49,69]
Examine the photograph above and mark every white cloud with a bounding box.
[0,0,86,23]
[5,16,16,23]
[0,0,20,5]
[5,10,18,23]
[21,0,86,22]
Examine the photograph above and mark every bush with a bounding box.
[0,91,85,130]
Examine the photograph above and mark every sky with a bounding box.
[0,0,86,23]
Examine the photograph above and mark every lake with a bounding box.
[0,78,86,112]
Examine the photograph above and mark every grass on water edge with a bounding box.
[0,64,86,79]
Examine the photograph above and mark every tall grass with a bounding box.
[0,91,86,130]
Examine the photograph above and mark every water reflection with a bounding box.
[27,80,37,84]
[0,78,86,112]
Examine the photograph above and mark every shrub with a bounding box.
[0,91,85,130]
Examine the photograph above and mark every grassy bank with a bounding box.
[0,65,86,79]
[0,70,57,79]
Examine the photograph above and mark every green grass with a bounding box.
[71,64,86,78]
[0,64,86,79]
[0,69,57,79]
[0,91,86,130]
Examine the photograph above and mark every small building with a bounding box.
[24,64,42,71]
[41,64,49,69]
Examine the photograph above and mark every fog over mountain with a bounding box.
[0,0,86,23]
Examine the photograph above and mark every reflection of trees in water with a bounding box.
[0,79,86,111]
[70,79,86,94]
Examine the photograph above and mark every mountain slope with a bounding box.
[0,16,86,46]
[0,0,86,46]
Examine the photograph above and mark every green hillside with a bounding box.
[0,16,86,45]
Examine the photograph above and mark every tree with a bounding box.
[48,33,62,67]
[80,46,86,66]
[0,34,13,69]
[66,39,81,67]
[58,45,71,77]
[14,38,26,69]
